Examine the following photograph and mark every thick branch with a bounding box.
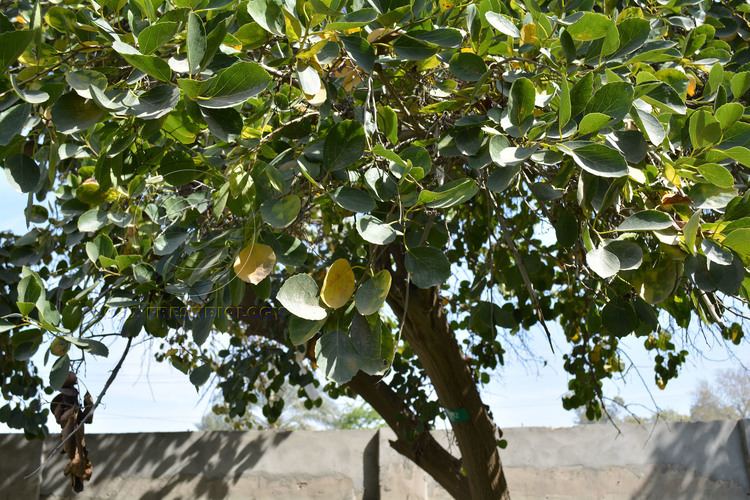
[347,372,469,497]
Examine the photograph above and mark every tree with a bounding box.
[1,0,750,497]
[197,387,384,431]
[690,368,750,420]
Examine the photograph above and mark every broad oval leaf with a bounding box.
[356,215,396,245]
[321,258,356,309]
[324,120,366,171]
[261,195,301,229]
[277,274,328,321]
[617,210,674,232]
[485,12,520,38]
[405,246,450,289]
[233,242,276,285]
[355,270,392,316]
[417,178,479,209]
[560,142,628,178]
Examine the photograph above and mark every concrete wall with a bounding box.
[1,420,749,499]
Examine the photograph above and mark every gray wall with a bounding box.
[2,420,749,499]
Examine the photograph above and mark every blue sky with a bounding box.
[0,176,747,434]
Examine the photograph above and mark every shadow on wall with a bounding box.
[0,434,43,500]
[631,419,750,500]
[40,431,293,499]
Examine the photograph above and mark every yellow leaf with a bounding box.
[233,243,276,285]
[687,74,697,97]
[321,258,355,309]
[520,23,538,46]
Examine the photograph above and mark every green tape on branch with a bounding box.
[444,407,470,423]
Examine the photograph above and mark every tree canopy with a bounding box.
[2,0,750,497]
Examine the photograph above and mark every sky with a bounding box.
[1,175,748,435]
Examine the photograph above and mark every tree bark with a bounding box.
[385,248,511,499]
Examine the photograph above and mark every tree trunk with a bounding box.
[383,246,511,499]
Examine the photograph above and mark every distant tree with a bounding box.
[197,383,383,431]
[690,369,750,421]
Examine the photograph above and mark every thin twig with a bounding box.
[485,188,554,352]
[25,337,133,479]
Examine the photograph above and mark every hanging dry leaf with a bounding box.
[233,242,276,285]
[320,258,355,309]
[50,372,93,493]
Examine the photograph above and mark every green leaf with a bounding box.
[316,330,360,384]
[288,316,325,345]
[277,274,327,320]
[129,85,180,120]
[559,78,571,128]
[560,142,628,178]
[331,187,375,213]
[191,306,216,346]
[180,61,271,108]
[617,210,673,231]
[723,229,750,257]
[137,21,178,54]
[485,12,520,38]
[350,314,393,375]
[566,12,615,41]
[297,64,321,95]
[189,365,211,387]
[51,93,105,134]
[153,228,189,255]
[509,77,535,126]
[112,41,172,82]
[393,35,437,60]
[584,82,634,122]
[715,103,744,130]
[409,29,463,48]
[417,178,479,208]
[4,154,40,194]
[605,240,643,270]
[601,299,637,336]
[683,211,700,253]
[0,29,33,69]
[200,106,242,142]
[713,146,750,168]
[187,12,207,75]
[377,105,399,144]
[0,102,31,146]
[697,163,734,188]
[586,246,619,278]
[689,110,722,150]
[260,194,301,228]
[66,70,107,101]
[326,8,377,31]
[355,270,392,316]
[10,74,48,104]
[324,120,366,171]
[615,18,650,56]
[730,71,750,99]
[487,165,521,192]
[356,214,396,245]
[449,52,486,82]
[247,0,285,35]
[577,113,610,136]
[405,246,450,289]
[341,35,376,73]
[77,208,108,232]
[49,355,71,390]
